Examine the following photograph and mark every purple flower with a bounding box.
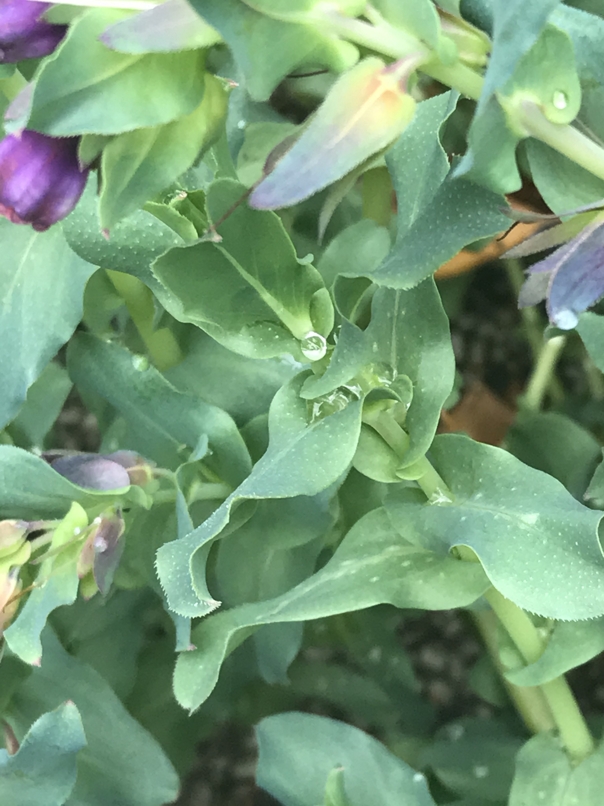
[0,0,67,62]
[48,450,154,490]
[517,218,604,330]
[0,130,88,231]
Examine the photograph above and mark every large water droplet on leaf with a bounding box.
[300,331,327,361]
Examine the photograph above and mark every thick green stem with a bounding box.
[106,271,182,371]
[472,609,556,735]
[519,101,604,184]
[524,334,566,411]
[485,588,594,761]
[364,408,594,760]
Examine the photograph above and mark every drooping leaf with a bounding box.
[249,56,417,210]
[25,10,206,136]
[67,332,251,485]
[156,373,363,618]
[153,178,333,359]
[172,508,489,709]
[386,434,604,620]
[0,221,95,431]
[188,0,359,101]
[7,628,180,806]
[255,712,437,806]
[99,0,221,53]
[509,733,604,806]
[0,446,134,521]
[0,702,86,806]
[99,74,228,229]
[506,618,604,686]
[344,92,509,288]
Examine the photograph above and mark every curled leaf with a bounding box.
[249,55,420,210]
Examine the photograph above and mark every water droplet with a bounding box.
[132,354,149,371]
[412,772,424,783]
[552,90,568,110]
[237,119,247,129]
[300,331,327,361]
[473,765,489,778]
[446,723,465,741]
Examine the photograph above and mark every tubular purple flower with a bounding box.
[0,0,67,62]
[0,130,89,231]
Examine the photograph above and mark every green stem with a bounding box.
[106,271,182,371]
[325,12,484,100]
[519,100,604,184]
[364,407,594,760]
[524,334,566,411]
[472,609,556,735]
[485,588,594,761]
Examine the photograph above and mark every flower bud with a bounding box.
[77,510,125,596]
[50,453,131,491]
[0,0,67,63]
[0,130,89,231]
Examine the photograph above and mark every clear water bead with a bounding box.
[473,765,489,778]
[552,90,568,110]
[300,331,327,361]
[132,354,149,371]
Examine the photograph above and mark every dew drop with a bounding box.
[300,331,327,361]
[552,90,568,110]
[412,772,424,783]
[473,765,489,778]
[237,119,247,129]
[132,354,150,371]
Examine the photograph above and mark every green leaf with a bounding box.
[506,618,604,686]
[386,434,604,619]
[99,74,228,229]
[577,311,604,373]
[0,222,95,432]
[323,766,352,806]
[255,712,437,806]
[156,373,363,617]
[99,0,221,53]
[165,329,298,426]
[62,179,184,286]
[172,508,489,709]
[0,447,133,520]
[26,10,206,135]
[303,283,454,467]
[8,362,71,449]
[67,332,251,485]
[456,0,562,187]
[153,178,333,359]
[215,495,333,683]
[348,92,509,288]
[419,719,523,802]
[0,702,86,806]
[318,219,391,289]
[5,503,88,664]
[189,0,358,101]
[51,589,149,699]
[526,139,604,213]
[552,5,604,142]
[505,411,601,499]
[509,733,604,806]
[7,628,179,806]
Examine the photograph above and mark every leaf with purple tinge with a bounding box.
[249,56,419,210]
[99,0,221,54]
[518,216,604,329]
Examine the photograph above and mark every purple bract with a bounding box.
[0,0,66,62]
[0,130,88,231]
